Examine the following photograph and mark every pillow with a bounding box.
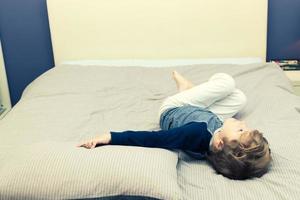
[0,141,181,199]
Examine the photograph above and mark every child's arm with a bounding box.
[77,122,211,152]
[110,122,207,150]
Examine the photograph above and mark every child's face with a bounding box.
[211,118,252,151]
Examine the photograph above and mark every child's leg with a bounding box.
[206,88,247,121]
[158,72,236,117]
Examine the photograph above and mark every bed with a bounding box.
[1,0,300,199]
[1,61,300,200]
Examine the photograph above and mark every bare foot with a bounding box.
[172,71,195,92]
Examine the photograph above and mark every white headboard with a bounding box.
[47,0,268,65]
[0,41,12,111]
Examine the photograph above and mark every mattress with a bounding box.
[0,63,300,200]
[61,58,263,66]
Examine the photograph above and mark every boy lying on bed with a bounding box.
[77,71,272,180]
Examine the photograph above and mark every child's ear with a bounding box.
[216,139,224,151]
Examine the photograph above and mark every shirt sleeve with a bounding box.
[109,122,209,151]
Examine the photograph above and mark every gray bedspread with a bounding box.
[0,63,300,200]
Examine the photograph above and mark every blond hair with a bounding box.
[206,130,272,180]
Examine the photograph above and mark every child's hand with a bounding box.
[76,132,111,149]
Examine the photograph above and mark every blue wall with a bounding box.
[267,0,300,61]
[0,0,54,106]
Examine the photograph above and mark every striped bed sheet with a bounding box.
[0,63,300,199]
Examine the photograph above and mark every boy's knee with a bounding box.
[210,73,235,92]
[219,73,235,86]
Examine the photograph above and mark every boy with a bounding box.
[77,71,272,180]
